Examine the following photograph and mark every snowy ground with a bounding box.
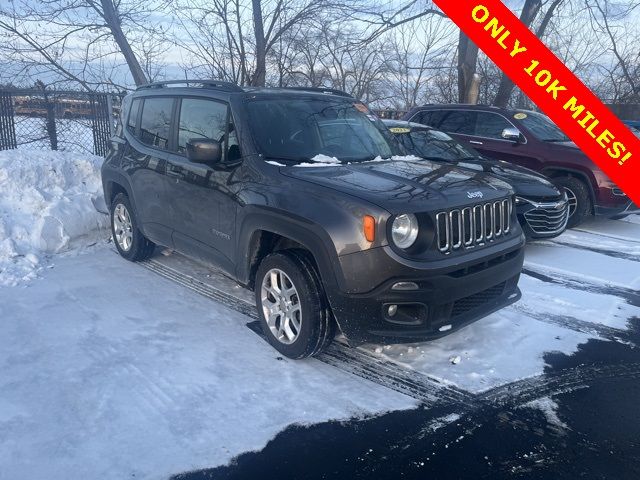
[1,150,639,479]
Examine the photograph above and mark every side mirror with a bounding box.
[501,127,523,143]
[186,139,222,165]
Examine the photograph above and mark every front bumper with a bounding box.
[327,242,525,345]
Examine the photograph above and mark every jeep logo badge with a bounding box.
[467,191,484,199]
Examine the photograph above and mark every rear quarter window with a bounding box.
[127,98,141,135]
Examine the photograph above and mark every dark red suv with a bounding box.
[403,104,639,227]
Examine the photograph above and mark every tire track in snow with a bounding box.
[538,239,640,263]
[510,304,635,346]
[142,258,469,406]
[523,267,640,307]
[480,362,640,407]
[572,227,640,245]
[140,254,640,416]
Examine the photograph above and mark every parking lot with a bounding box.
[0,215,638,479]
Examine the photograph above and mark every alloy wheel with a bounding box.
[113,203,133,252]
[260,268,302,345]
[565,188,578,217]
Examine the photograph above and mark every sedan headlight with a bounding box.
[515,196,527,205]
[391,214,419,249]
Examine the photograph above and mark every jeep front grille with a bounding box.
[436,198,512,254]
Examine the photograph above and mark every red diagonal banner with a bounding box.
[432,0,640,206]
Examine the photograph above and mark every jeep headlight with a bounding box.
[391,214,419,249]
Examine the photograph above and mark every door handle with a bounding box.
[469,140,484,145]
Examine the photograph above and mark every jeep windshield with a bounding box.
[516,110,570,142]
[395,128,479,162]
[246,98,401,163]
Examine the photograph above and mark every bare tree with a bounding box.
[585,0,640,102]
[457,31,479,103]
[493,0,567,107]
[383,17,454,109]
[0,0,165,89]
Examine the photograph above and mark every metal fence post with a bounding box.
[42,89,58,150]
[107,94,114,137]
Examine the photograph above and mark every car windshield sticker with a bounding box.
[514,112,528,120]
[389,127,411,134]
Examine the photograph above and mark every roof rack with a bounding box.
[286,86,353,98]
[136,80,244,92]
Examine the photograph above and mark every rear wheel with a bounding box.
[255,250,335,359]
[554,177,592,228]
[110,193,155,261]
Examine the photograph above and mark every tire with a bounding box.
[255,250,335,359]
[554,177,592,228]
[110,193,155,261]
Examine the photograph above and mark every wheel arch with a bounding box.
[102,169,139,217]
[236,211,342,297]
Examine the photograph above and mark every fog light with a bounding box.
[391,281,419,291]
[387,305,398,317]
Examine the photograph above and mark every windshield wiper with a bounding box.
[419,156,452,162]
[542,138,570,143]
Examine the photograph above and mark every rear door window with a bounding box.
[437,110,476,135]
[414,110,446,128]
[139,97,174,149]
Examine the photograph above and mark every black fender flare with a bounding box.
[101,167,139,217]
[236,207,345,298]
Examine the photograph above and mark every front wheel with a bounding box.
[255,250,335,359]
[554,177,592,228]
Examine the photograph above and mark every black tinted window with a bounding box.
[414,110,446,128]
[474,112,513,139]
[127,98,141,134]
[177,98,228,155]
[139,97,173,149]
[438,111,476,135]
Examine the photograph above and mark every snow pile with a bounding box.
[294,154,342,168]
[0,149,108,286]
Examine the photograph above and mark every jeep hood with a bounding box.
[281,157,513,212]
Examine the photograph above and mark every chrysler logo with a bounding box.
[467,191,484,199]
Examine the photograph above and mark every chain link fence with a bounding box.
[0,89,123,156]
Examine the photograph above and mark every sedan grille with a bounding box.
[523,201,569,235]
[436,198,512,254]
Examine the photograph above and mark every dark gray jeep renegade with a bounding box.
[102,80,525,359]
